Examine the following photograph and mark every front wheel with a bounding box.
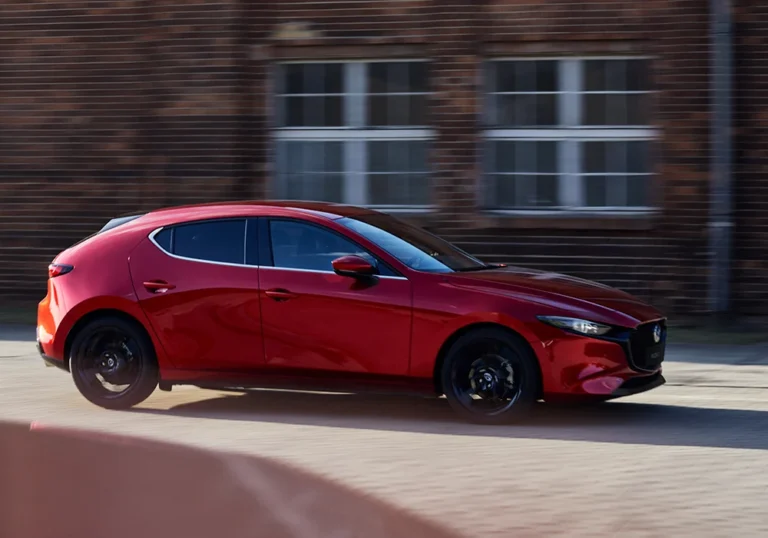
[441,327,541,424]
[69,316,159,410]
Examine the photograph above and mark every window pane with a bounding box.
[369,173,398,205]
[536,94,557,125]
[494,141,515,172]
[516,141,537,173]
[285,142,305,172]
[284,64,304,95]
[408,173,430,205]
[408,94,428,126]
[496,61,516,93]
[369,95,425,126]
[154,228,172,252]
[494,174,517,207]
[584,142,607,173]
[535,61,558,92]
[409,141,428,172]
[626,60,649,92]
[269,220,368,272]
[324,96,343,126]
[369,63,388,94]
[605,141,626,174]
[584,60,606,92]
[325,63,343,94]
[585,176,608,207]
[605,60,626,92]
[305,64,324,94]
[537,141,557,174]
[369,95,387,126]
[583,94,605,125]
[304,96,325,127]
[387,95,410,126]
[388,62,410,93]
[627,141,650,174]
[284,96,304,127]
[174,220,245,265]
[536,175,559,206]
[605,94,627,125]
[369,141,389,172]
[516,61,536,92]
[389,140,409,171]
[409,62,427,93]
[324,141,343,171]
[627,176,650,206]
[627,93,650,125]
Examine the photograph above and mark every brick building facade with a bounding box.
[0,1,765,316]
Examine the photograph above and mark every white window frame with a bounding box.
[274,59,434,212]
[484,56,659,214]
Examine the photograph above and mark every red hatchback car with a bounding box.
[37,201,667,423]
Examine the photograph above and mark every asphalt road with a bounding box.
[2,324,768,537]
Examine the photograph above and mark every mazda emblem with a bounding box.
[652,324,662,344]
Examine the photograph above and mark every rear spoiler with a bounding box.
[97,214,145,234]
[67,214,146,250]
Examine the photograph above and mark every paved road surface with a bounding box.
[2,324,768,537]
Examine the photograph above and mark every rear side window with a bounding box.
[154,228,172,252]
[156,220,246,265]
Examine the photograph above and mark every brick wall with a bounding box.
[0,0,762,316]
[734,0,768,314]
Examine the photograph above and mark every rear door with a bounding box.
[129,218,265,371]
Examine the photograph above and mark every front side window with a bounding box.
[268,220,389,274]
[275,61,432,209]
[154,220,246,265]
[485,57,655,211]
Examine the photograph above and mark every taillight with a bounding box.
[48,264,74,278]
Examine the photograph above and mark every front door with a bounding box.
[130,218,265,371]
[258,218,412,376]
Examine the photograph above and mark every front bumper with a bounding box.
[607,371,666,399]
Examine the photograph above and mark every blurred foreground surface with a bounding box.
[2,324,768,537]
[0,421,457,538]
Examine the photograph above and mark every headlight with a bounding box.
[537,316,613,337]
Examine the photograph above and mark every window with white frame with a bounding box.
[484,58,656,211]
[274,61,432,209]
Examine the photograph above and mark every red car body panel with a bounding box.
[37,201,667,402]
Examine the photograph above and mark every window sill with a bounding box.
[473,209,660,231]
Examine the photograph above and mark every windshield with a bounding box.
[338,215,488,273]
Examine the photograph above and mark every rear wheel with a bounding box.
[69,316,158,410]
[441,327,540,424]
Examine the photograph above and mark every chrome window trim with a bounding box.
[148,224,252,269]
[148,226,408,280]
[259,265,408,281]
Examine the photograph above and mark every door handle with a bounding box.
[264,288,297,302]
[143,280,176,294]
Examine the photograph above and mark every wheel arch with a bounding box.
[432,322,543,397]
[63,309,157,371]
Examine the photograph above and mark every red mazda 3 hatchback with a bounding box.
[37,201,666,423]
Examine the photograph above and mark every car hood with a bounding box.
[444,265,663,326]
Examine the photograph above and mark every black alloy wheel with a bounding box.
[441,327,540,424]
[70,316,159,410]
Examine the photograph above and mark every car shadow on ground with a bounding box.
[134,389,768,451]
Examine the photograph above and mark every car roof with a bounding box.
[127,200,384,229]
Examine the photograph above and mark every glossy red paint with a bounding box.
[331,255,376,277]
[37,201,667,405]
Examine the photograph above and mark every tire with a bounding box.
[69,316,159,410]
[441,327,540,424]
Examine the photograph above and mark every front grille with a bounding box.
[627,320,667,372]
